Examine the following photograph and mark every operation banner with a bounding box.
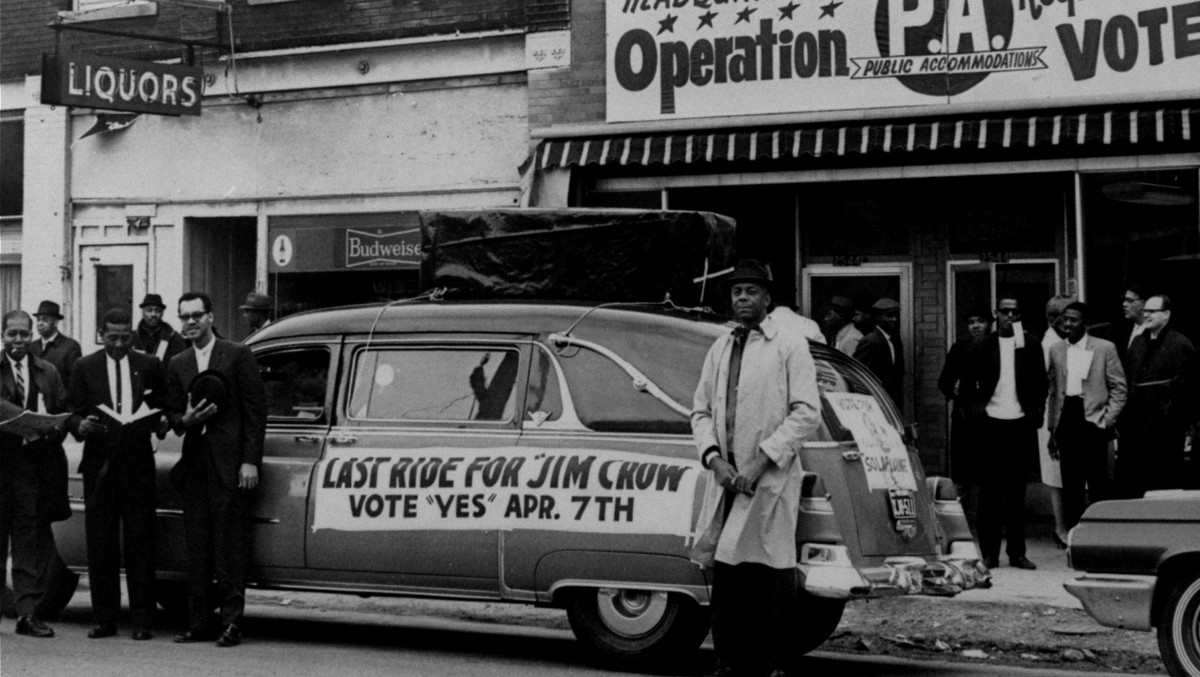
[312,448,704,535]
[825,393,918,491]
[606,0,1200,121]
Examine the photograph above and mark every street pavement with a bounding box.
[954,524,1082,609]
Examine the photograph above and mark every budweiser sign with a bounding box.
[345,228,422,268]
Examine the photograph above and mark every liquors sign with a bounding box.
[42,52,203,116]
[606,0,1200,122]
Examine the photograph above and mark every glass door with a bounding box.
[80,244,147,349]
[802,264,913,419]
[947,260,1060,345]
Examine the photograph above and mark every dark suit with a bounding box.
[31,334,82,392]
[134,321,188,366]
[958,331,1047,562]
[854,327,904,408]
[66,350,166,629]
[1,355,71,619]
[166,339,266,632]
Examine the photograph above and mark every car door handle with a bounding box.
[330,436,358,445]
[294,435,322,444]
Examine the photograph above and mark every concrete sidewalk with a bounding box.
[953,520,1082,609]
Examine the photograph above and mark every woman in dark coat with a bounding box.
[939,305,993,496]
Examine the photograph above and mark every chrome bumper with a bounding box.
[800,555,992,600]
[1064,574,1155,631]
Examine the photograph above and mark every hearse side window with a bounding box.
[348,347,519,423]
[555,347,690,435]
[525,347,563,425]
[258,348,330,423]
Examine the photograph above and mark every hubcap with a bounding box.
[595,588,669,638]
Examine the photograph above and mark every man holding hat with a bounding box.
[854,298,905,408]
[166,291,267,647]
[30,301,82,389]
[691,259,822,677]
[134,294,188,366]
[239,292,273,338]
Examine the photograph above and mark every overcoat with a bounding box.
[690,313,822,569]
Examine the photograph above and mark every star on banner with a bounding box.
[735,7,756,24]
[658,13,678,34]
[778,1,800,20]
[697,10,717,29]
[819,0,842,18]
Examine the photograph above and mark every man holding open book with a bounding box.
[67,308,167,641]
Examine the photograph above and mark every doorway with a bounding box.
[802,264,913,419]
[186,217,257,343]
[947,260,1060,344]
[80,244,147,349]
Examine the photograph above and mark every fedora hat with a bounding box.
[34,300,63,319]
[188,369,230,413]
[139,293,166,310]
[726,259,773,289]
[239,292,273,311]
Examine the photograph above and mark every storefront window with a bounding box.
[1083,169,1200,343]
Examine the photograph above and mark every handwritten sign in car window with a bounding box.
[824,393,918,492]
[311,448,703,535]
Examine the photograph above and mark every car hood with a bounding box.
[1082,491,1200,522]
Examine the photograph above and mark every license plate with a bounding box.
[888,489,916,521]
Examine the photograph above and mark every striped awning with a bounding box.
[535,104,1197,170]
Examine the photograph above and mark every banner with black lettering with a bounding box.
[607,0,1200,122]
[312,448,704,534]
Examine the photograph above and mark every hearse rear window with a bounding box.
[348,347,519,423]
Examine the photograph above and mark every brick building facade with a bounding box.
[1,0,567,342]
[525,0,1200,475]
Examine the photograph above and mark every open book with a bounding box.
[94,400,162,427]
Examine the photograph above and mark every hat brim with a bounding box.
[139,303,166,309]
[726,276,773,289]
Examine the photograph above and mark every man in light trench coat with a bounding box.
[691,259,822,677]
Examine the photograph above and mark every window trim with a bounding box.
[344,341,525,427]
[254,342,336,428]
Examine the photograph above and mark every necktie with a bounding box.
[14,360,27,408]
[115,358,124,415]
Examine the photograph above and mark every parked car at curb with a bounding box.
[52,299,988,667]
[1065,491,1200,677]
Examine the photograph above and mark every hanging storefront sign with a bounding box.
[269,213,423,273]
[606,0,1200,122]
[41,52,203,116]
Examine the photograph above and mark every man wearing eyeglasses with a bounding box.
[164,292,267,648]
[1117,294,1198,497]
[0,310,71,639]
[958,295,1047,571]
[66,308,167,641]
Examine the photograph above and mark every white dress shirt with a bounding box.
[194,338,216,373]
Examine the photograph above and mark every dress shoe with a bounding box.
[216,623,242,647]
[15,615,55,638]
[132,628,155,641]
[1010,556,1038,570]
[982,556,999,569]
[1053,532,1069,550]
[173,628,214,643]
[88,623,118,639]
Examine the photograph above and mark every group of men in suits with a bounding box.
[940,288,1196,570]
[2,292,267,648]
